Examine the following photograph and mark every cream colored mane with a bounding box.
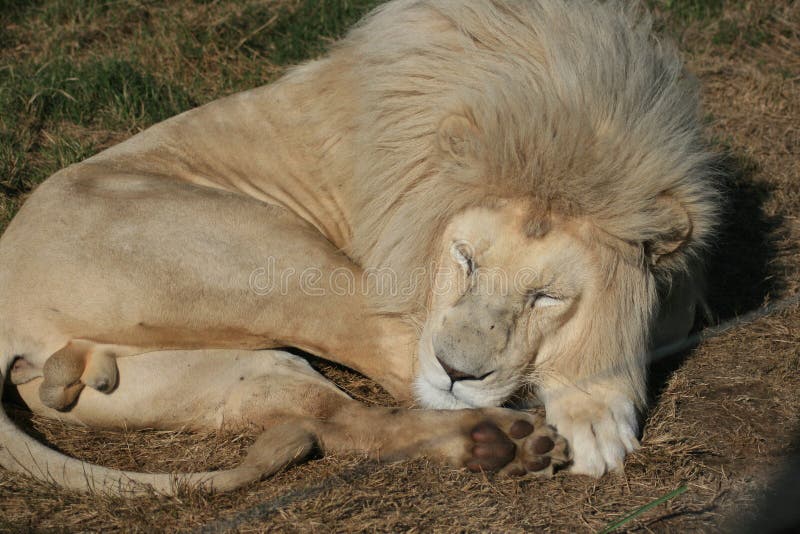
[331,0,718,317]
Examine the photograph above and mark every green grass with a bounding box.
[712,17,773,47]
[652,0,725,22]
[648,0,775,48]
[4,59,194,127]
[212,0,385,63]
[600,485,689,533]
[0,59,195,193]
[0,0,387,225]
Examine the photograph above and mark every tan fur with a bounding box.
[0,0,717,492]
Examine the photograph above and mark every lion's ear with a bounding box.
[646,194,693,265]
[437,114,481,163]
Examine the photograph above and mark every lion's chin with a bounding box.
[413,375,512,410]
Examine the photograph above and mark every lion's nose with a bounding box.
[436,355,493,382]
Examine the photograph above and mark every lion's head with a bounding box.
[406,86,716,417]
[342,0,720,473]
[412,113,707,411]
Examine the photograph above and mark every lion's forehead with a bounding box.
[446,204,599,277]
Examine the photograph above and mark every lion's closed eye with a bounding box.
[535,295,562,308]
[528,292,563,309]
[452,242,476,276]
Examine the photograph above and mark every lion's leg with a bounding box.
[17,348,352,431]
[533,261,649,477]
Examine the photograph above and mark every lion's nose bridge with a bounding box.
[436,296,513,370]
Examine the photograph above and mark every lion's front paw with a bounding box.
[545,391,639,477]
[464,412,570,477]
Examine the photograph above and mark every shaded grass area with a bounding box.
[0,59,194,194]
[648,0,725,22]
[648,0,779,48]
[1,0,799,531]
[0,0,383,226]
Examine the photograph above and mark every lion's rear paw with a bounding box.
[39,342,118,411]
[82,351,118,393]
[465,414,570,477]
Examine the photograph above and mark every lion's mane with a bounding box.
[313,0,719,319]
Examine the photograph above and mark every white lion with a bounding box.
[0,0,718,494]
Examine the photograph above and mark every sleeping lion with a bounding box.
[0,0,718,494]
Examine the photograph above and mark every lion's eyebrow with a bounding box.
[534,274,557,292]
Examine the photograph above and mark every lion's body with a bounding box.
[0,0,717,493]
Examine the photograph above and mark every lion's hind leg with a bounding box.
[38,340,118,411]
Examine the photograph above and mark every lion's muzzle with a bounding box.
[432,292,515,384]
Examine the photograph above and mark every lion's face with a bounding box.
[415,200,633,409]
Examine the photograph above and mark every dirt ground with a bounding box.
[1,1,798,532]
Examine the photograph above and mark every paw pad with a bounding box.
[509,419,534,439]
[464,414,570,477]
[533,436,554,454]
[467,421,516,472]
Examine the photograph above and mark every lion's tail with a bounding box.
[0,354,315,495]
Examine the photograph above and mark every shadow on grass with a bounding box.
[2,388,63,456]
[647,147,786,400]
[739,433,800,533]
[704,150,786,320]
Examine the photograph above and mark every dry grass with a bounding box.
[2,1,799,532]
